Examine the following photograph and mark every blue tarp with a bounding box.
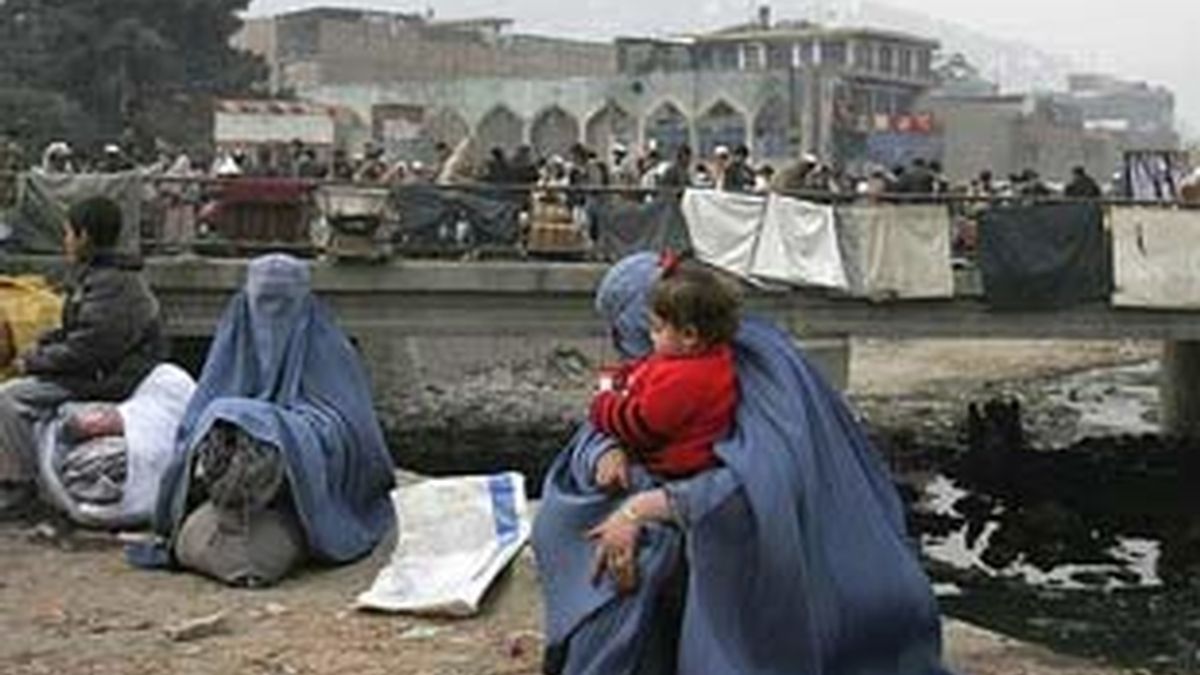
[534,252,950,674]
[153,255,395,563]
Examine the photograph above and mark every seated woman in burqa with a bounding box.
[146,254,395,587]
[533,252,954,674]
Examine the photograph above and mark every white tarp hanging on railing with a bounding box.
[836,204,955,300]
[751,194,848,290]
[1111,207,1200,309]
[681,189,849,290]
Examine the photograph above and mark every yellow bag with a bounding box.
[0,276,64,380]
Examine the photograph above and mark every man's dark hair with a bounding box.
[651,259,740,346]
[67,196,122,250]
[734,144,750,160]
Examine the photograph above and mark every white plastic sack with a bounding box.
[357,472,531,617]
[37,363,197,528]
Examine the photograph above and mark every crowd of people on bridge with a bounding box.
[3,131,1119,204]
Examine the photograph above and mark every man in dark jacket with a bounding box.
[0,197,163,512]
[1064,166,1102,199]
[659,144,693,191]
[722,144,757,193]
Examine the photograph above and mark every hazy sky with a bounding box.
[247,0,1200,137]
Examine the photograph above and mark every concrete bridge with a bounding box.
[8,255,1200,435]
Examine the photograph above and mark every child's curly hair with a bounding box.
[650,257,740,346]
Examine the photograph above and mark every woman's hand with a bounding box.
[588,501,642,595]
[594,448,631,493]
[587,489,674,595]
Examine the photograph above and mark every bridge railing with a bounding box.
[1,170,1197,262]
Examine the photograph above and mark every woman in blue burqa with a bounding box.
[145,254,395,587]
[533,252,952,674]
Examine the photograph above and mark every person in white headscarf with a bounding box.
[39,142,77,174]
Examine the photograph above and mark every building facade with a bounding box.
[234,9,941,168]
[923,65,1179,184]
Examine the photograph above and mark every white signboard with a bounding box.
[214,112,335,145]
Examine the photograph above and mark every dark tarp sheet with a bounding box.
[388,184,520,248]
[10,172,143,254]
[586,195,692,261]
[979,203,1111,310]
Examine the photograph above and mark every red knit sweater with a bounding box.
[589,344,737,478]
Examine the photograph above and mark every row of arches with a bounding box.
[416,98,796,161]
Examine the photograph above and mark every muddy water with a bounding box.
[914,361,1200,674]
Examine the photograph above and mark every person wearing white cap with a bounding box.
[771,151,821,194]
[39,141,76,174]
[212,150,243,177]
[99,143,133,173]
[711,145,731,190]
[610,142,639,188]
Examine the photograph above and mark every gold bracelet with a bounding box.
[618,502,640,524]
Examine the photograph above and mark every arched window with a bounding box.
[423,108,469,149]
[476,106,524,153]
[585,103,636,154]
[696,100,747,158]
[644,101,690,156]
[530,106,581,159]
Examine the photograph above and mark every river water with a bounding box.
[912,360,1198,673]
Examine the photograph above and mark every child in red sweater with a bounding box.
[590,257,740,489]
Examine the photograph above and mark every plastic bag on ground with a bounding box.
[357,472,531,617]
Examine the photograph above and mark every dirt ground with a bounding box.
[0,339,1155,675]
[848,338,1157,397]
[0,522,1134,675]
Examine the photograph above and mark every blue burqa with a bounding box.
[533,253,951,674]
[154,254,395,563]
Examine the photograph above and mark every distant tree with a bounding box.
[0,0,266,154]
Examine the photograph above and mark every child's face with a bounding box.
[649,312,701,356]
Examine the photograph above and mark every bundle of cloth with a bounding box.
[141,254,396,588]
[35,364,196,529]
[55,404,127,505]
